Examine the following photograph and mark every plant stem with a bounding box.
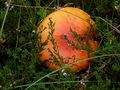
[98,17,120,34]
[25,53,120,90]
[0,3,9,39]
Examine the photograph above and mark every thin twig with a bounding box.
[0,1,11,39]
[98,17,120,34]
[113,25,120,33]
[13,4,56,10]
[24,54,120,90]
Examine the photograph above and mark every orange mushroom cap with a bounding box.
[36,7,98,73]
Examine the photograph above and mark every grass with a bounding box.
[0,0,120,90]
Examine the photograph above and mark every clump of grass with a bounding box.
[47,18,64,65]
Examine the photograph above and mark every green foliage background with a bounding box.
[0,0,120,90]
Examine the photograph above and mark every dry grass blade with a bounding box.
[98,17,120,34]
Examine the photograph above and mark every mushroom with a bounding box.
[36,7,98,73]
